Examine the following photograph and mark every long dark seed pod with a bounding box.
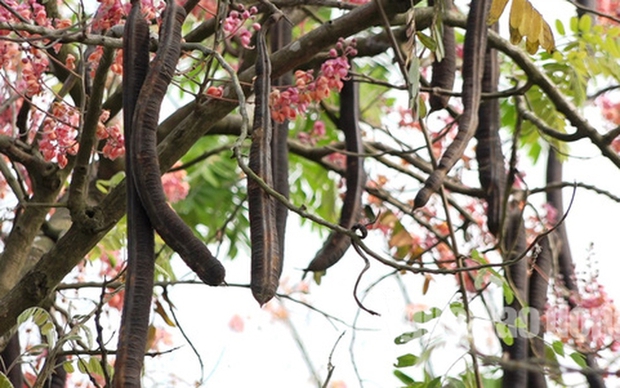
[270,18,291,275]
[248,26,281,305]
[527,236,552,387]
[502,201,528,388]
[428,0,456,112]
[414,0,491,209]
[0,334,23,387]
[475,22,505,236]
[130,2,225,286]
[305,74,365,273]
[114,2,153,387]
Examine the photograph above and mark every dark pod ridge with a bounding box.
[130,2,225,286]
[248,27,282,305]
[414,0,491,209]
[305,74,365,273]
[429,0,456,112]
[114,1,153,387]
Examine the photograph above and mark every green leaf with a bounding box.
[63,360,76,374]
[569,16,578,34]
[88,356,105,377]
[570,352,588,368]
[393,369,416,385]
[470,249,484,263]
[426,376,442,388]
[552,340,565,357]
[503,280,515,304]
[95,171,125,194]
[555,19,565,36]
[578,15,592,33]
[416,31,437,52]
[474,268,488,290]
[394,328,428,344]
[77,358,87,374]
[444,377,466,388]
[0,373,14,388]
[412,307,442,323]
[394,353,419,368]
[408,56,420,120]
[449,302,466,318]
[431,21,445,61]
[495,322,513,346]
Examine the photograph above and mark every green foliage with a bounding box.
[289,153,338,229]
[449,301,466,318]
[394,329,428,345]
[18,307,56,348]
[495,322,513,346]
[76,357,106,380]
[357,62,395,127]
[411,307,441,324]
[392,369,441,388]
[0,373,13,388]
[570,351,588,368]
[520,86,568,163]
[95,171,125,194]
[394,353,419,368]
[499,15,620,164]
[174,137,250,259]
[89,217,126,268]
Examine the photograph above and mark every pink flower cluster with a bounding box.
[596,0,620,25]
[297,120,326,146]
[222,4,260,49]
[161,164,190,203]
[92,0,124,33]
[546,268,620,353]
[96,111,125,160]
[0,0,49,27]
[40,102,80,168]
[270,39,357,123]
[21,52,49,97]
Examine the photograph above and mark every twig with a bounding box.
[321,331,346,388]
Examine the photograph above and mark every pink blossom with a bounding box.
[228,314,245,333]
[161,166,190,203]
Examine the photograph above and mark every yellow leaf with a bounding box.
[154,300,177,327]
[509,25,523,45]
[422,274,433,295]
[488,0,510,25]
[389,229,413,248]
[527,5,542,44]
[510,0,526,31]
[525,38,539,54]
[540,22,555,53]
[508,0,555,53]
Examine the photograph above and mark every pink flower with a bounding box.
[161,166,190,203]
[228,314,245,333]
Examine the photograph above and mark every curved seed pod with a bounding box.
[429,0,456,112]
[305,74,365,273]
[130,2,225,286]
[270,18,292,275]
[1,334,23,387]
[249,27,281,305]
[414,0,491,209]
[501,200,528,387]
[475,23,506,236]
[114,2,153,387]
